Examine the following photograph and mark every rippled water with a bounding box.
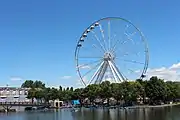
[1,105,180,120]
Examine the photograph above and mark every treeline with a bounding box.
[21,76,180,105]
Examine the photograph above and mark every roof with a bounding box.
[0,87,30,91]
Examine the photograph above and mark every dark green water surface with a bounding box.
[0,105,180,120]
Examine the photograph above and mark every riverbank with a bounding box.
[1,102,180,113]
[121,102,180,109]
[81,102,180,110]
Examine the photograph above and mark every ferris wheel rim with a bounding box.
[75,17,149,86]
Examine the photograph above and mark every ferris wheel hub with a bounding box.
[103,52,115,61]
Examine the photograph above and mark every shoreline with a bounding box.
[125,102,180,109]
[0,103,180,113]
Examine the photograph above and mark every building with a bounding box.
[0,87,31,102]
[49,99,63,108]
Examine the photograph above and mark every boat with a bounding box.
[71,100,80,112]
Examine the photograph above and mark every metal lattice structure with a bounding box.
[75,17,149,86]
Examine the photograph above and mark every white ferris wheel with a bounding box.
[75,17,149,86]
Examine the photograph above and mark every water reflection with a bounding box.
[72,106,180,120]
[0,106,180,120]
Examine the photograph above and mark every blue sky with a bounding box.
[0,0,180,88]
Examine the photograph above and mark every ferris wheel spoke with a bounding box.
[116,58,144,65]
[124,24,129,33]
[80,44,104,55]
[123,25,137,40]
[124,24,137,37]
[91,31,106,52]
[124,30,137,45]
[108,20,111,51]
[91,61,106,84]
[111,26,129,53]
[110,61,127,81]
[77,60,102,69]
[130,31,137,37]
[108,61,119,83]
[92,44,104,54]
[99,24,107,51]
[79,56,102,59]
[114,44,141,57]
[81,62,102,78]
[124,33,135,44]
[111,39,127,53]
[111,24,134,53]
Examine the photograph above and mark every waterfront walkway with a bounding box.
[0,102,50,107]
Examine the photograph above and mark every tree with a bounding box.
[166,81,180,101]
[21,77,180,107]
[49,88,59,101]
[33,80,45,89]
[43,87,51,103]
[72,88,84,100]
[111,83,123,104]
[59,86,63,91]
[136,79,148,103]
[85,84,101,103]
[145,76,167,104]
[21,80,34,88]
[70,87,73,91]
[58,86,63,100]
[35,89,44,103]
[62,88,74,102]
[99,81,112,105]
[174,82,180,99]
[27,88,36,103]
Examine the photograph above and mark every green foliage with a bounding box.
[21,80,34,88]
[145,76,167,101]
[21,80,45,88]
[21,76,180,105]
[33,81,45,89]
[111,83,123,101]
[27,88,36,103]
[85,84,101,102]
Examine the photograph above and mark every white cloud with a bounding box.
[134,70,141,73]
[10,76,23,81]
[145,62,180,81]
[60,76,72,79]
[170,63,180,70]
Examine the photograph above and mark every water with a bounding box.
[0,105,180,120]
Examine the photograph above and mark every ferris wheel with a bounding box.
[75,17,149,86]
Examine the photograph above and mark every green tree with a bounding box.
[73,88,84,100]
[146,76,167,104]
[33,80,45,89]
[70,87,73,91]
[111,83,123,104]
[21,80,34,88]
[27,88,36,103]
[85,84,101,103]
[99,81,112,105]
[58,86,63,100]
[49,88,59,101]
[35,89,44,103]
[59,86,63,91]
[136,79,148,103]
[43,87,51,103]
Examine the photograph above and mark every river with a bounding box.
[0,105,180,120]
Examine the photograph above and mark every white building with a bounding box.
[0,87,31,102]
[49,99,63,108]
